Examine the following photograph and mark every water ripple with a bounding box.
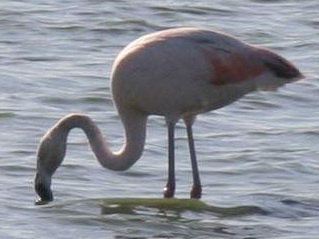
[0,0,318,238]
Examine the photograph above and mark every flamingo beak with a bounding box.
[34,173,53,205]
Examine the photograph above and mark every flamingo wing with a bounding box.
[186,31,302,86]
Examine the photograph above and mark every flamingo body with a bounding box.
[111,28,300,121]
[34,28,303,204]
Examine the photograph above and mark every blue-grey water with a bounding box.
[0,0,319,238]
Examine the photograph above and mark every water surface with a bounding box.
[0,0,318,238]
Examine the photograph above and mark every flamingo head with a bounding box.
[34,127,67,205]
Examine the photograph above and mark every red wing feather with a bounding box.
[202,48,266,86]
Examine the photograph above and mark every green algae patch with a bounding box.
[98,198,266,216]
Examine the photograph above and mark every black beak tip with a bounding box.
[35,197,52,205]
[34,183,53,205]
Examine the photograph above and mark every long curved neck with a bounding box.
[82,112,147,170]
[41,112,147,172]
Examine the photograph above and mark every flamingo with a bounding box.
[34,27,303,204]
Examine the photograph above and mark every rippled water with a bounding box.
[0,0,319,238]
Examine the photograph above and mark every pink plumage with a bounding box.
[111,28,302,119]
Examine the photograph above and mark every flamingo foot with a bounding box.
[163,183,175,198]
[190,184,202,199]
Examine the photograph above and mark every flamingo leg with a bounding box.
[184,118,202,199]
[164,121,176,198]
